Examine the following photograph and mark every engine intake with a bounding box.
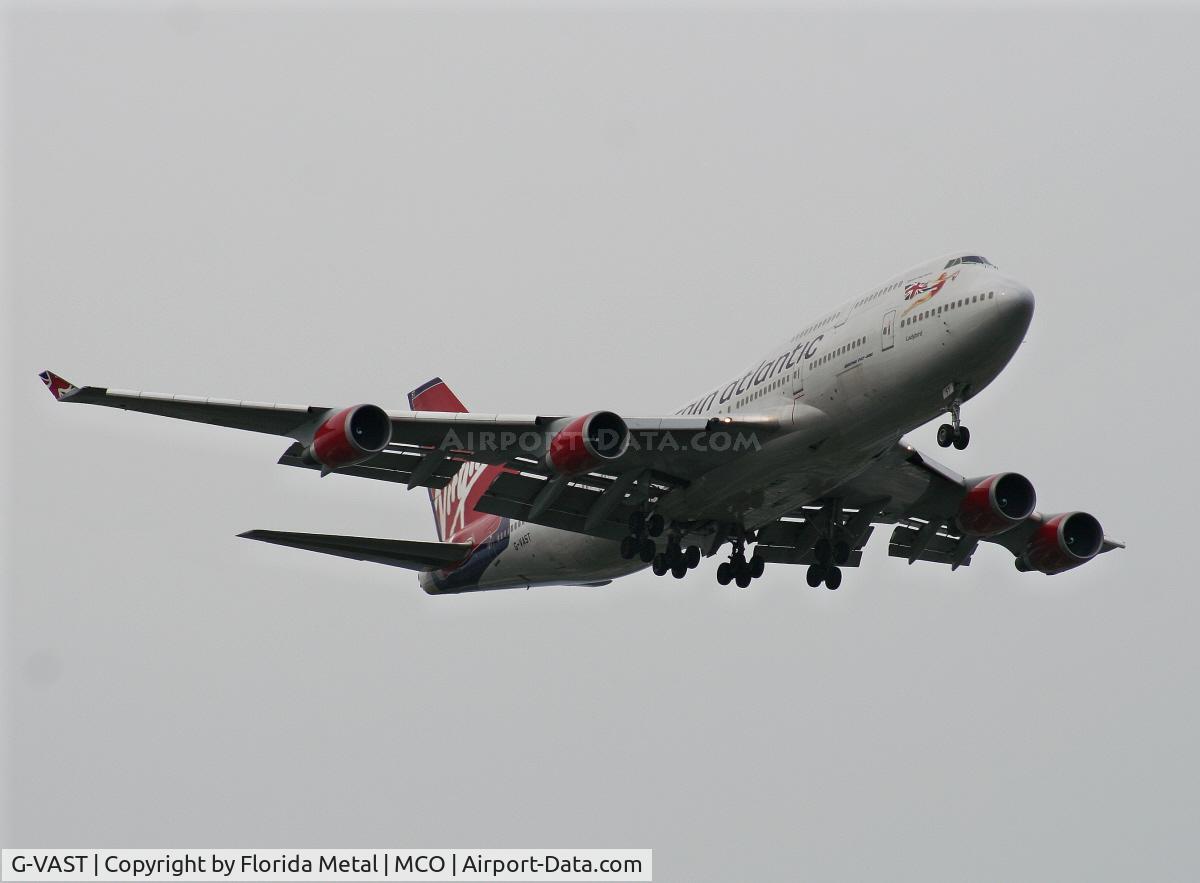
[956,472,1036,536]
[1020,511,1105,575]
[546,411,630,476]
[303,404,392,470]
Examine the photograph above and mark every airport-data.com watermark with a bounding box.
[437,428,763,456]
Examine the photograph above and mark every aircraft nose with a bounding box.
[995,281,1035,333]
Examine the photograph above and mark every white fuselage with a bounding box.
[435,255,1036,590]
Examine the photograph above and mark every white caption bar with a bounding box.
[1,851,652,882]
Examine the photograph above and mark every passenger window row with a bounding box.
[807,335,869,371]
[854,280,903,311]
[900,291,994,327]
[799,312,838,338]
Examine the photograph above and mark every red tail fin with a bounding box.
[407,376,468,414]
[407,378,504,544]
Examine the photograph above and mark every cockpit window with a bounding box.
[945,255,995,269]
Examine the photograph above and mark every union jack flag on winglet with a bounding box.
[39,370,80,401]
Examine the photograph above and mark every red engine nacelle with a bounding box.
[546,411,630,476]
[1019,511,1105,575]
[302,404,392,470]
[956,472,1037,536]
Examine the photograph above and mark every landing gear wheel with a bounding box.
[814,537,833,565]
[806,564,825,588]
[832,540,850,566]
[735,572,752,589]
[646,514,665,537]
[671,561,688,579]
[652,553,669,576]
[665,543,681,568]
[639,539,657,563]
[750,555,765,579]
[717,562,733,585]
[619,535,637,560]
[937,424,955,448]
[685,546,702,569]
[953,425,970,450]
[825,566,842,591]
[628,510,646,535]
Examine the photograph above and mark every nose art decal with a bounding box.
[902,270,959,316]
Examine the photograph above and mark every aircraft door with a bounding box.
[882,309,896,352]
[790,355,804,398]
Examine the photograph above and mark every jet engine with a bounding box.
[546,411,630,476]
[1017,512,1105,575]
[956,472,1037,536]
[302,404,392,470]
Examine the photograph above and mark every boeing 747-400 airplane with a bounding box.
[41,252,1123,592]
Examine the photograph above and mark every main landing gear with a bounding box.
[620,510,702,579]
[802,502,857,590]
[651,537,702,579]
[806,563,842,590]
[621,515,770,589]
[937,398,970,450]
[804,532,849,590]
[620,509,665,564]
[715,536,765,589]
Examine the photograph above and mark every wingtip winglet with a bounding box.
[39,370,80,401]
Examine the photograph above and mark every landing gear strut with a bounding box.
[937,398,970,450]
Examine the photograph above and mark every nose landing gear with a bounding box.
[937,398,970,450]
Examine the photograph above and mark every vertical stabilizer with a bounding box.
[406,378,504,544]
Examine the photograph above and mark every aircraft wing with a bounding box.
[39,370,319,435]
[754,441,1124,572]
[39,370,553,449]
[38,371,796,508]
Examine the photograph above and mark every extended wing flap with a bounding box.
[238,530,472,571]
[888,524,977,568]
[275,442,464,489]
[475,472,630,540]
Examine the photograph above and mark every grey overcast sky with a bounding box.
[3,4,1198,881]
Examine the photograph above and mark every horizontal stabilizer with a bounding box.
[238,530,472,571]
